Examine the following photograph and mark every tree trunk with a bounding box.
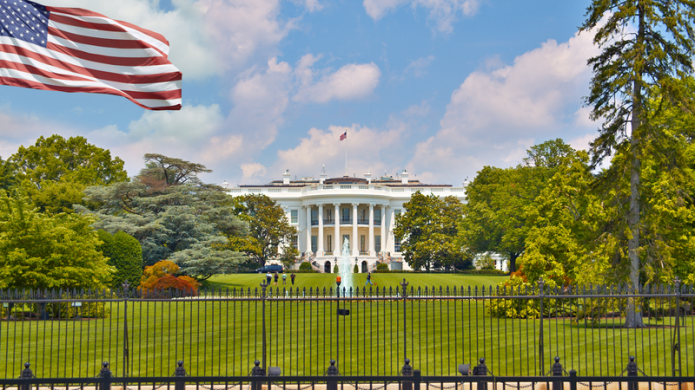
[626,3,645,329]
[508,253,519,273]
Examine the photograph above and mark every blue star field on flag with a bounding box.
[0,0,49,47]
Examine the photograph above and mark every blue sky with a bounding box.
[0,0,602,186]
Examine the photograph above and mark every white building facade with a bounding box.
[227,169,467,273]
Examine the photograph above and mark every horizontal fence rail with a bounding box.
[0,279,693,379]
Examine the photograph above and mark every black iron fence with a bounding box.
[1,357,694,390]
[0,278,693,380]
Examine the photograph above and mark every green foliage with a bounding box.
[80,154,247,279]
[0,156,17,191]
[394,192,465,271]
[97,230,143,289]
[229,194,298,267]
[353,263,359,273]
[458,139,575,272]
[376,263,389,271]
[299,262,313,271]
[333,264,339,273]
[8,135,128,214]
[0,193,113,290]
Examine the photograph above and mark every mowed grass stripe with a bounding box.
[2,297,693,378]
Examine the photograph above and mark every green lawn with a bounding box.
[205,273,509,292]
[2,286,693,380]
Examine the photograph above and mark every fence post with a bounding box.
[569,370,577,390]
[175,361,186,390]
[472,358,488,390]
[401,278,409,364]
[99,362,112,390]
[122,281,130,377]
[538,278,545,376]
[326,359,339,390]
[672,277,682,377]
[626,356,638,390]
[260,281,268,372]
[251,360,265,390]
[414,369,421,390]
[551,357,563,390]
[401,358,413,390]
[20,363,33,390]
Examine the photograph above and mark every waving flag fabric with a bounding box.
[340,131,347,141]
[0,0,182,110]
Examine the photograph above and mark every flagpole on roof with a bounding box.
[345,129,348,176]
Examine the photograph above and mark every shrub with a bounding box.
[97,230,143,289]
[458,269,507,275]
[299,262,313,271]
[138,260,199,297]
[477,254,497,270]
[353,264,359,273]
[333,264,339,273]
[376,263,389,271]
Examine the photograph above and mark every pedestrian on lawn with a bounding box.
[290,272,296,285]
[282,272,287,285]
[266,272,272,285]
[365,271,373,286]
[274,272,279,285]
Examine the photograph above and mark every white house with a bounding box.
[226,168,468,273]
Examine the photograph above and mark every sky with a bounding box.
[0,0,604,187]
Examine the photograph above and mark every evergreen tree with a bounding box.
[580,0,695,327]
[97,230,143,288]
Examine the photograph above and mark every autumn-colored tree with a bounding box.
[138,260,199,296]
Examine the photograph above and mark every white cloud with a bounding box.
[241,163,268,179]
[294,61,381,103]
[0,105,78,159]
[568,134,595,152]
[364,0,481,33]
[290,0,323,12]
[274,124,406,179]
[408,29,601,183]
[87,104,226,175]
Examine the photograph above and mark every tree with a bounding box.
[0,157,17,191]
[138,260,199,297]
[394,192,464,271]
[580,1,695,327]
[79,154,247,278]
[458,139,574,272]
[97,230,143,289]
[8,135,128,213]
[0,193,113,290]
[229,194,298,267]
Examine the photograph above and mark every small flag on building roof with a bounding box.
[0,0,182,110]
[340,131,347,141]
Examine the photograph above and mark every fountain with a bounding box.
[337,237,353,295]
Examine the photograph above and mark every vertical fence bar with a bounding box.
[673,277,682,377]
[538,278,545,376]
[401,279,409,366]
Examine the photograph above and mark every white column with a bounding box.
[388,207,396,253]
[318,204,324,256]
[352,203,359,256]
[380,205,387,255]
[306,205,312,254]
[333,203,341,256]
[368,203,375,256]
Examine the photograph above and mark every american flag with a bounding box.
[0,0,182,110]
[340,131,347,141]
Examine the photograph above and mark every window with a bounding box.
[291,235,298,249]
[360,235,365,253]
[311,209,318,225]
[311,235,317,253]
[327,235,332,253]
[374,209,381,225]
[375,235,381,253]
[342,234,350,250]
[291,210,298,224]
[342,208,350,221]
[394,236,401,252]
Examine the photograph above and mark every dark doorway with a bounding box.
[324,261,332,273]
[361,261,368,273]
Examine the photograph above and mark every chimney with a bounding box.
[401,169,409,185]
[320,165,328,184]
[283,170,291,185]
[365,171,372,184]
